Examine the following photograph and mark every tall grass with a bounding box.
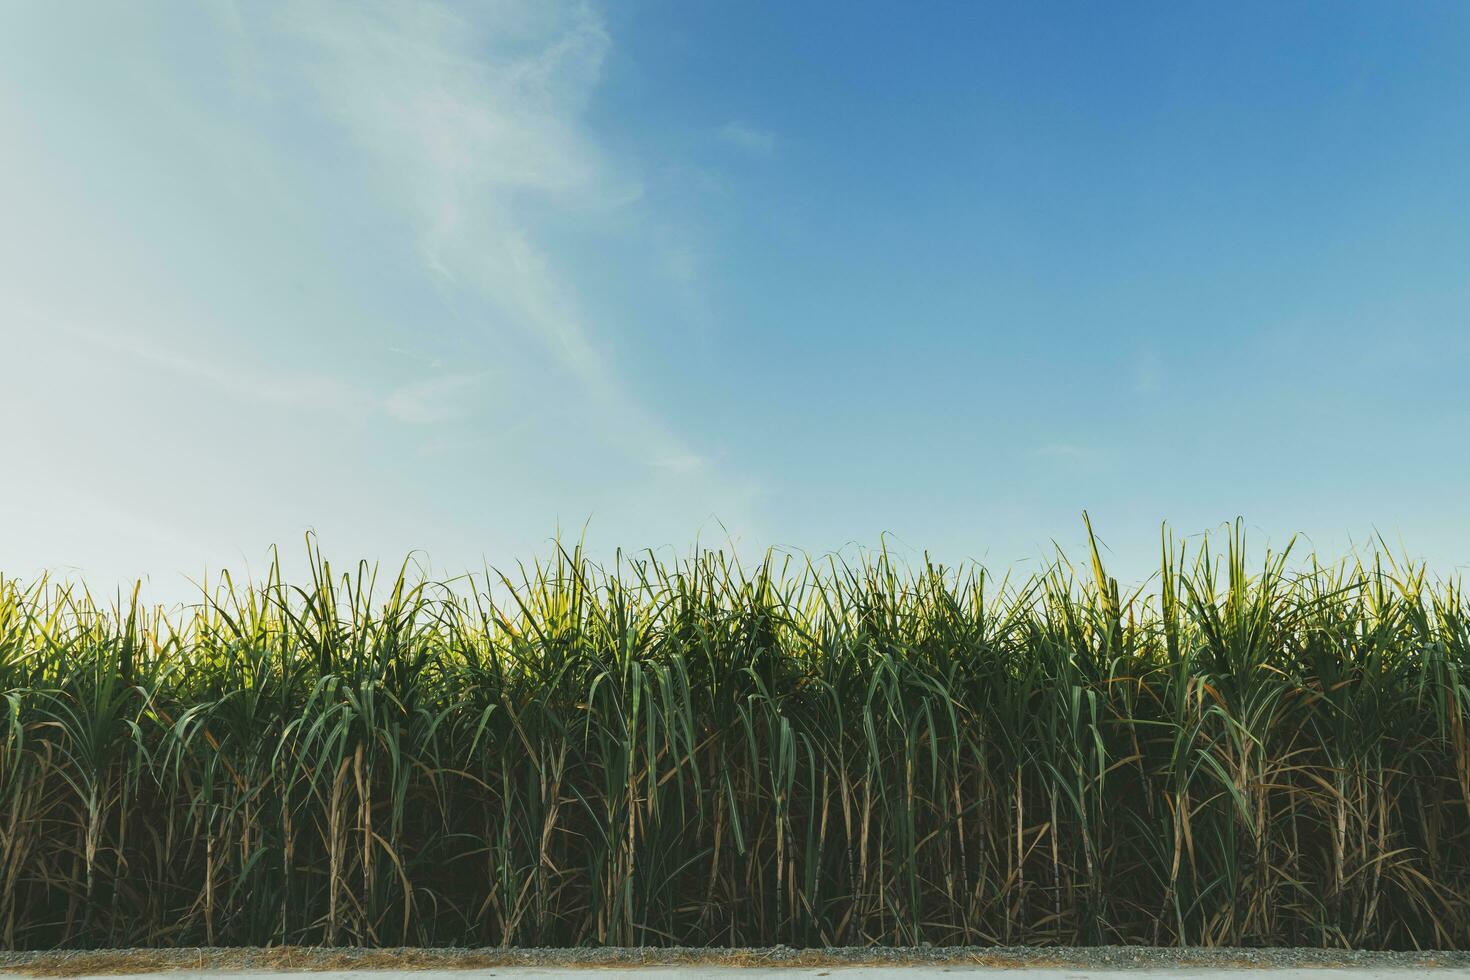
[1,523,1468,950]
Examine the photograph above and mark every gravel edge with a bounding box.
[0,947,1469,975]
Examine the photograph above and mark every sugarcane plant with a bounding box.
[0,521,1466,949]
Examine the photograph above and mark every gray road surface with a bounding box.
[27,970,1470,980]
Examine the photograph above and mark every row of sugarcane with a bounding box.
[1,524,1468,949]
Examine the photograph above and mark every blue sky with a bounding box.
[2,1,1468,594]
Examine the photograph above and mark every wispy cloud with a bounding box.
[384,371,489,424]
[64,325,368,416]
[716,120,777,156]
[276,0,700,463]
[650,453,707,474]
[1134,345,1163,395]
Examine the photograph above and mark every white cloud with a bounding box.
[61,324,370,416]
[385,371,488,424]
[716,120,777,156]
[650,453,707,474]
[275,0,695,461]
[1134,345,1163,394]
